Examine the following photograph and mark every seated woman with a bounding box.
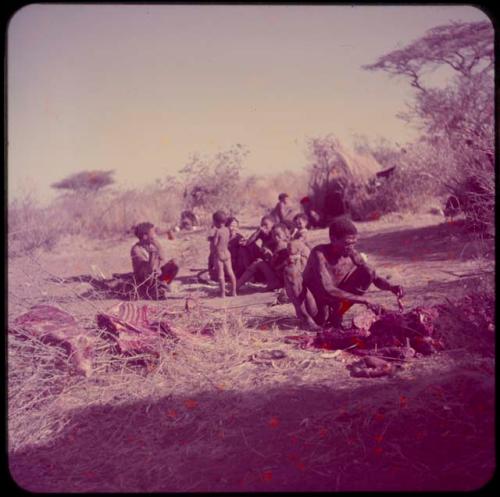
[130,222,179,300]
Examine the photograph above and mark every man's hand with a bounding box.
[390,285,405,299]
[262,247,273,259]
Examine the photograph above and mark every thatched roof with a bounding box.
[328,139,384,186]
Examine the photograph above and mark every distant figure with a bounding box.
[130,222,179,299]
[291,213,311,247]
[300,196,321,228]
[323,182,349,224]
[209,210,237,298]
[180,210,199,230]
[271,193,295,230]
[302,216,404,327]
[444,194,461,222]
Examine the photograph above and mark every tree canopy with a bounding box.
[363,21,493,92]
[51,170,115,193]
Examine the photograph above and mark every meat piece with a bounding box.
[12,305,95,377]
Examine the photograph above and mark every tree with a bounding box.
[51,170,115,193]
[363,21,493,92]
[363,20,494,232]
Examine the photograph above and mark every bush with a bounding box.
[8,196,66,256]
[8,181,184,256]
[180,145,250,221]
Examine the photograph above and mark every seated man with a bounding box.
[302,217,404,328]
[130,222,179,300]
[239,215,276,278]
[237,223,290,292]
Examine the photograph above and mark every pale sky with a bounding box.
[7,4,489,202]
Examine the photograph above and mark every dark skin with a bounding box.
[283,239,321,330]
[333,233,403,311]
[245,218,275,260]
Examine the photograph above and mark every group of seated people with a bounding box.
[129,192,404,330]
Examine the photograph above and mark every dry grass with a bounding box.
[8,213,495,492]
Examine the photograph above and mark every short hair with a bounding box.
[300,196,310,204]
[225,216,239,227]
[134,222,154,239]
[272,223,290,239]
[293,213,308,223]
[278,193,289,201]
[261,215,274,225]
[329,216,358,240]
[212,210,227,225]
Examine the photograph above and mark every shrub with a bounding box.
[8,195,67,256]
[179,144,250,221]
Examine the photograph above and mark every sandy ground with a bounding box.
[7,212,495,492]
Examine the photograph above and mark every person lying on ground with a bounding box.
[236,223,290,292]
[130,222,179,299]
[291,213,311,247]
[302,216,404,328]
[300,196,322,229]
[271,193,295,230]
[209,210,237,298]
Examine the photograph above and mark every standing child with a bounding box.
[226,216,247,278]
[209,210,237,298]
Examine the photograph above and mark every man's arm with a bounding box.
[245,228,262,247]
[149,234,168,264]
[369,266,404,297]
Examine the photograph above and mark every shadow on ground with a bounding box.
[357,221,491,262]
[9,365,494,493]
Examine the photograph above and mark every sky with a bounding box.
[7,4,489,203]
